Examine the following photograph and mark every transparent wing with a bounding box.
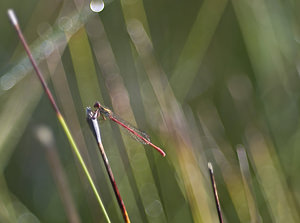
[110,113,151,145]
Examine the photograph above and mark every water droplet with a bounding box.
[90,0,105,13]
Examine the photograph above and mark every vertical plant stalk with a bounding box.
[236,145,262,222]
[208,162,224,223]
[86,108,131,223]
[35,125,81,223]
[7,9,111,223]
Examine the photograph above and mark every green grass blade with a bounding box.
[58,114,111,223]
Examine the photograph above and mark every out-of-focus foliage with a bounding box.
[1,0,300,222]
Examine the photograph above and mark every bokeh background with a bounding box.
[1,0,300,222]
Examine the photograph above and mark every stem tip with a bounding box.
[208,162,213,172]
[7,9,18,26]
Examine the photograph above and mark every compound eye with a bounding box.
[94,101,101,108]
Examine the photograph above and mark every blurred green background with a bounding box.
[1,0,300,222]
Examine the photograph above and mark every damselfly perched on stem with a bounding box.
[86,108,131,223]
[93,102,166,157]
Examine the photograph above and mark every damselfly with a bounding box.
[93,102,166,157]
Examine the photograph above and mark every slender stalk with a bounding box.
[7,9,111,223]
[86,108,131,223]
[208,162,223,223]
[236,145,261,222]
[35,125,81,223]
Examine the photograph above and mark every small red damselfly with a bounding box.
[93,102,166,157]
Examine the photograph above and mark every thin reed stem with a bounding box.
[35,125,81,223]
[87,108,131,223]
[7,9,111,223]
[208,162,224,223]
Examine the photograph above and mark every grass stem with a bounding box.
[7,9,111,223]
[208,162,224,223]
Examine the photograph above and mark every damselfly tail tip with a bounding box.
[7,9,18,26]
[155,146,166,157]
[150,143,166,157]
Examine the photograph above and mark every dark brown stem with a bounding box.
[8,10,111,222]
[208,162,224,223]
[35,126,81,223]
[8,9,60,115]
[86,109,130,223]
[97,141,130,223]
